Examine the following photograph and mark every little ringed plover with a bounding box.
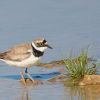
[0,38,52,84]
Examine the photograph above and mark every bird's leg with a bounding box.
[20,71,26,85]
[25,68,35,83]
[25,68,28,73]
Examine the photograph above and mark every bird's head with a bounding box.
[31,38,53,52]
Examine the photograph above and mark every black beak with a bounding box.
[47,45,53,49]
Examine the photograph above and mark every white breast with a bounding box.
[2,54,40,68]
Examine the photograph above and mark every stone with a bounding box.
[79,75,100,86]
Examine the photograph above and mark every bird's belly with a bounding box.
[5,55,40,68]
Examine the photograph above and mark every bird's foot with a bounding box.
[26,76,43,85]
[20,70,43,85]
[20,78,43,85]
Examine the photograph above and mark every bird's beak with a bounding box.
[47,45,53,49]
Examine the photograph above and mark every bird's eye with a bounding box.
[38,43,43,47]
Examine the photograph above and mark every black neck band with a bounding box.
[31,44,44,57]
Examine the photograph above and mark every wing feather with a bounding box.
[0,44,32,61]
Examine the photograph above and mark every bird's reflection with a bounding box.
[21,88,30,100]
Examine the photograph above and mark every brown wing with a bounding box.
[0,43,32,61]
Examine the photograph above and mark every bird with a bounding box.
[0,38,53,85]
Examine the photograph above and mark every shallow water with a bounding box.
[0,0,100,100]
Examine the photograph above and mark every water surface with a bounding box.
[0,0,100,100]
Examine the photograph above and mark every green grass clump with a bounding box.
[64,50,96,82]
